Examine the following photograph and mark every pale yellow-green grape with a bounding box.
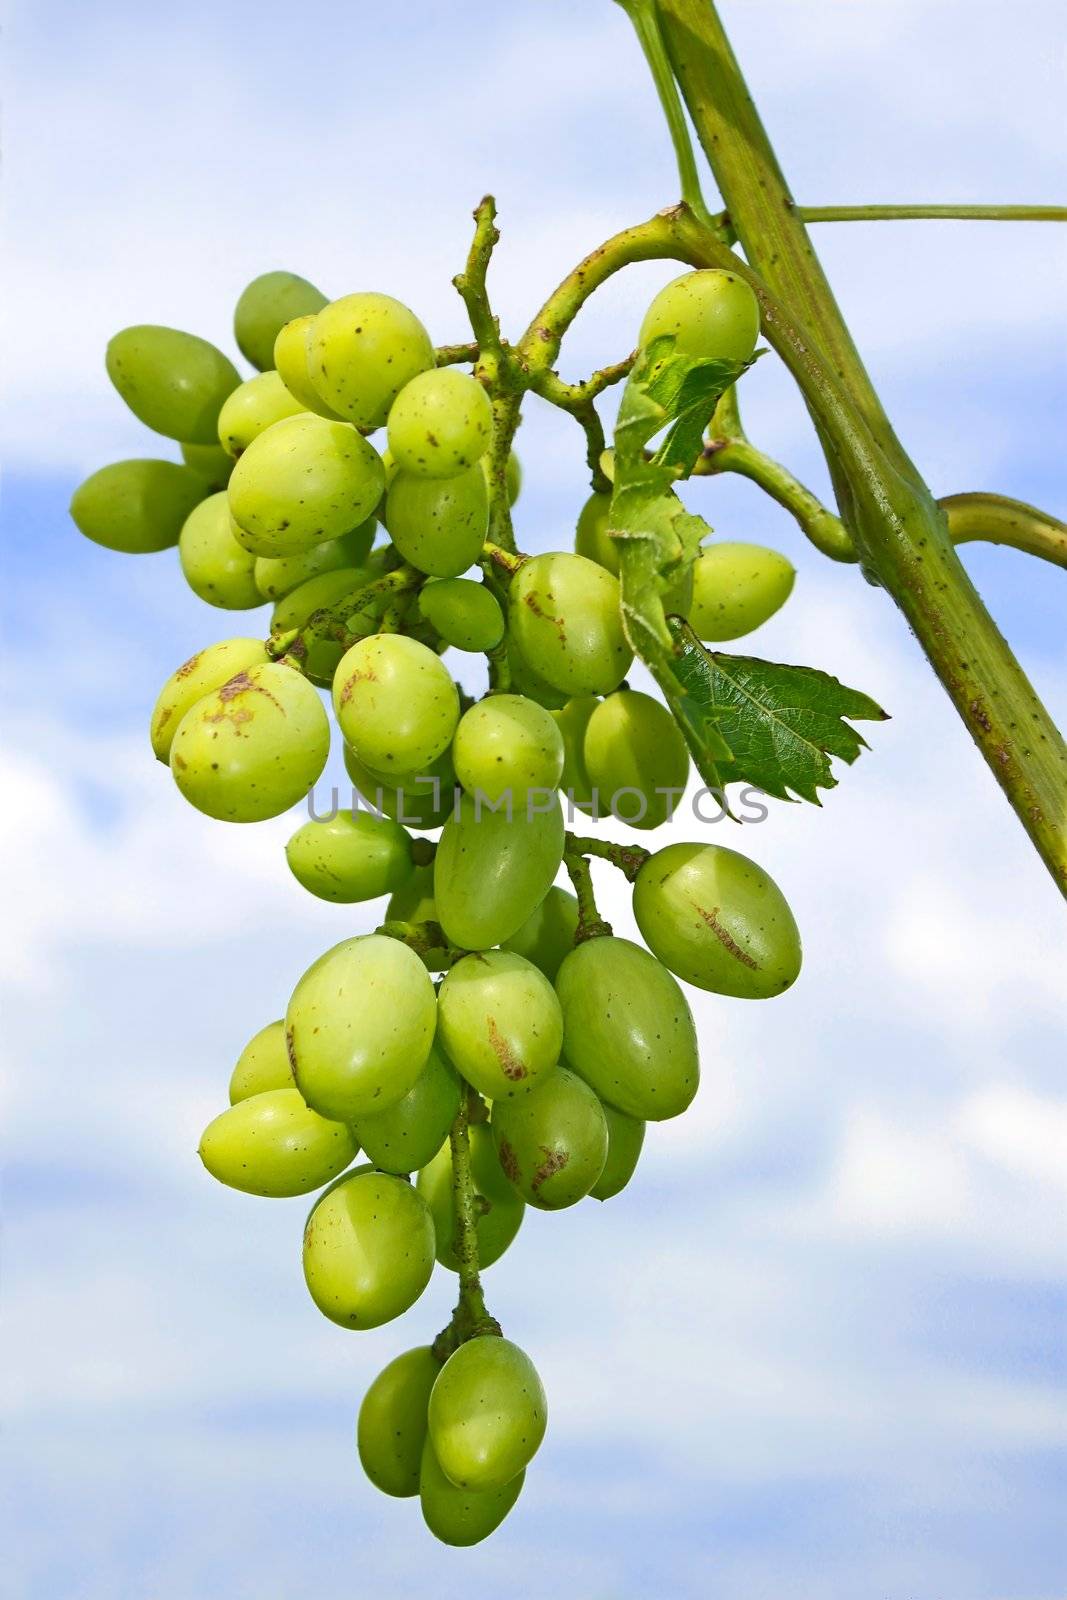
[501,887,579,981]
[552,696,598,813]
[689,542,796,641]
[309,292,435,429]
[169,662,330,822]
[177,492,262,609]
[149,637,270,761]
[589,1101,645,1201]
[437,951,562,1101]
[573,491,691,610]
[633,841,802,998]
[582,689,689,830]
[509,552,632,695]
[491,1066,607,1209]
[375,446,400,524]
[253,517,376,600]
[418,579,504,653]
[217,371,306,458]
[273,315,343,418]
[302,1168,435,1329]
[639,269,760,366]
[385,862,437,925]
[198,1087,356,1198]
[70,460,206,554]
[385,464,489,577]
[229,1019,293,1103]
[234,271,328,372]
[452,695,564,806]
[228,413,385,557]
[286,933,436,1121]
[434,792,565,949]
[352,1041,462,1175]
[358,1347,441,1497]
[272,565,375,685]
[387,368,493,477]
[106,325,241,443]
[416,1135,524,1272]
[555,937,699,1120]
[285,810,414,903]
[333,634,459,776]
[506,639,571,711]
[420,1437,524,1546]
[345,745,458,833]
[181,441,234,491]
[468,1120,521,1204]
[428,1336,547,1491]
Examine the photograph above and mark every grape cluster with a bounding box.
[73,262,804,1544]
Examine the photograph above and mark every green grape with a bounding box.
[310,292,435,428]
[273,314,342,418]
[71,459,206,554]
[358,1347,440,1498]
[491,1066,607,1209]
[333,634,459,775]
[217,370,306,458]
[633,841,802,998]
[589,1101,645,1201]
[177,492,262,610]
[481,448,522,507]
[253,517,376,601]
[345,745,458,833]
[302,1168,435,1329]
[106,325,241,443]
[149,637,270,761]
[387,368,492,478]
[501,886,579,981]
[555,937,699,1120]
[234,270,328,372]
[434,792,565,950]
[582,689,689,830]
[352,1041,462,1175]
[468,1120,519,1204]
[420,1437,524,1547]
[509,552,632,695]
[572,491,691,610]
[181,441,234,490]
[689,542,796,641]
[505,639,571,711]
[272,565,374,684]
[385,464,489,577]
[452,695,564,806]
[228,413,385,557]
[416,1133,523,1272]
[437,951,563,1101]
[552,695,598,813]
[229,1019,293,1103]
[386,862,437,924]
[198,1087,356,1198]
[417,578,504,652]
[169,662,329,822]
[428,1335,547,1491]
[286,933,436,1121]
[286,810,414,903]
[639,269,760,366]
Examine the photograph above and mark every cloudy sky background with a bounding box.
[2,2,1065,1596]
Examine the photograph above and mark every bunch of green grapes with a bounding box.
[72,261,805,1544]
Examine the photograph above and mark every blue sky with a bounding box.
[2,2,1066,1597]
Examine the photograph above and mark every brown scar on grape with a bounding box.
[339,668,378,704]
[522,590,567,644]
[498,1138,521,1184]
[532,1145,568,1193]
[286,1026,298,1072]
[487,1018,527,1081]
[696,903,758,968]
[175,652,202,679]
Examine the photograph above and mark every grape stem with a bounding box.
[797,204,1067,224]
[443,1094,500,1346]
[435,341,480,367]
[566,832,650,883]
[562,846,613,943]
[485,638,512,694]
[265,565,422,664]
[374,918,464,971]
[480,542,527,580]
[940,493,1067,571]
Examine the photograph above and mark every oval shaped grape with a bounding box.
[633,841,802,998]
[229,413,384,557]
[385,464,489,578]
[583,689,689,831]
[428,1336,547,1491]
[310,292,435,428]
[492,1066,607,1209]
[438,951,562,1101]
[199,1087,356,1198]
[416,1133,523,1273]
[509,552,631,695]
[352,1042,462,1176]
[235,270,327,372]
[229,1019,293,1103]
[552,695,598,813]
[573,493,692,610]
[178,492,261,609]
[502,886,579,982]
[150,637,270,761]
[254,519,376,601]
[689,542,795,641]
[274,314,342,418]
[217,370,305,458]
[639,269,760,366]
[452,695,564,806]
[333,634,459,776]
[358,1346,440,1498]
[181,441,234,491]
[286,934,436,1121]
[589,1102,645,1201]
[345,744,458,833]
[555,937,698,1120]
[286,810,413,904]
[71,459,206,554]
[388,368,492,478]
[106,325,240,443]
[169,662,329,822]
[505,638,571,711]
[434,792,565,950]
[420,1437,524,1547]
[418,578,504,653]
[302,1168,435,1329]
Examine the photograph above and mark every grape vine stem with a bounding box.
[562,846,613,943]
[440,1094,500,1350]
